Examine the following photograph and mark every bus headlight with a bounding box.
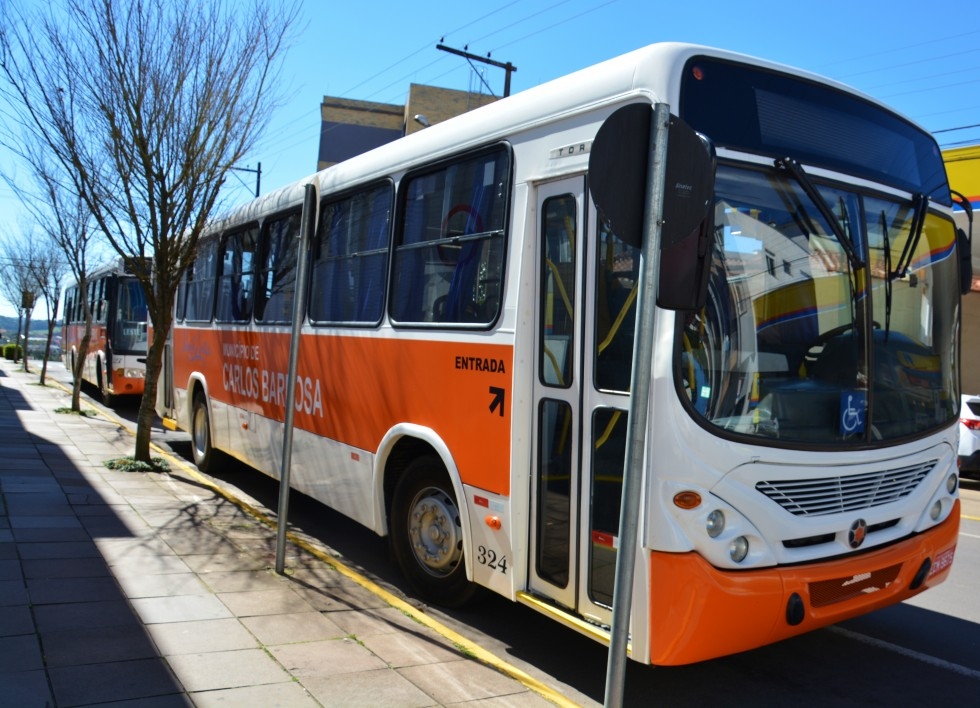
[729,536,749,563]
[123,368,145,379]
[929,500,942,521]
[946,473,958,494]
[706,509,725,538]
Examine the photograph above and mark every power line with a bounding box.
[464,0,579,48]
[934,122,980,135]
[815,28,980,71]
[338,0,523,99]
[489,0,619,54]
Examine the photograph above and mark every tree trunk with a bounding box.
[133,313,172,464]
[39,319,56,385]
[22,310,32,373]
[71,317,93,413]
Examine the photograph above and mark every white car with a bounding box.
[959,394,980,477]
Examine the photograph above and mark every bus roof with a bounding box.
[215,42,926,230]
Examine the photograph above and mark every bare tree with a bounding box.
[0,260,27,362]
[0,0,298,461]
[26,238,69,386]
[2,143,101,409]
[0,236,38,371]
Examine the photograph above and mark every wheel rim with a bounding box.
[192,405,208,460]
[407,486,462,576]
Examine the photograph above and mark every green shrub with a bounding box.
[3,343,22,360]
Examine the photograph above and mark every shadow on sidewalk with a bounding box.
[0,364,192,707]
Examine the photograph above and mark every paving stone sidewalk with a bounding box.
[0,358,556,707]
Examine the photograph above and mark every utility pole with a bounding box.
[232,162,262,198]
[436,44,517,97]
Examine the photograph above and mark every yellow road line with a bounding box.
[51,380,578,708]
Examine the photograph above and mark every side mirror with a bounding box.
[658,116,716,310]
[588,103,716,311]
[952,190,973,295]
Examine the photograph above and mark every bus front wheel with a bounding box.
[191,394,213,473]
[97,364,114,406]
[390,456,475,608]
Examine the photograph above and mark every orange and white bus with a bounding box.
[157,43,966,665]
[63,258,149,404]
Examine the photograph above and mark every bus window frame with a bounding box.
[389,142,513,330]
[215,222,260,325]
[254,208,304,326]
[308,178,394,328]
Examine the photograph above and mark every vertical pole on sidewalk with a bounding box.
[275,182,317,575]
[603,102,670,707]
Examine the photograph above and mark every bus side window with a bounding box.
[216,226,258,323]
[310,183,392,325]
[183,239,219,322]
[390,147,509,326]
[256,212,300,324]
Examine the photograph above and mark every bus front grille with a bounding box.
[755,460,935,517]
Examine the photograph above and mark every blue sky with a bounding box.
[237,0,980,201]
[2,0,980,317]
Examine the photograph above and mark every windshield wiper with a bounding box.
[776,157,865,269]
[890,192,927,280]
[880,210,892,340]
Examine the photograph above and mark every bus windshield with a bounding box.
[678,163,960,444]
[112,279,148,354]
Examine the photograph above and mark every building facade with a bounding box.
[943,145,980,395]
[317,84,497,170]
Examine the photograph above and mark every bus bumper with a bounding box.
[111,370,146,395]
[647,499,960,666]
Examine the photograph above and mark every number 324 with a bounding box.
[477,545,508,574]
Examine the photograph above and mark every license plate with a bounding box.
[927,547,955,578]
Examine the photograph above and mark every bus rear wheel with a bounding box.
[191,394,213,473]
[390,456,475,608]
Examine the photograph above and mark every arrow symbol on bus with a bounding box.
[489,386,505,417]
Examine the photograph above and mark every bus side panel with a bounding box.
[171,328,515,496]
[462,484,515,597]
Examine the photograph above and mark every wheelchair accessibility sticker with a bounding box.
[840,390,866,435]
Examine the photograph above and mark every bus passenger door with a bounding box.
[530,177,585,612]
[530,175,627,628]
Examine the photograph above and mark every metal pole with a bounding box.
[275,182,316,574]
[603,102,671,707]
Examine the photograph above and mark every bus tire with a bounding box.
[97,364,114,406]
[191,393,214,473]
[389,456,476,608]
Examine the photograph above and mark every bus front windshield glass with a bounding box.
[113,279,149,354]
[677,164,960,444]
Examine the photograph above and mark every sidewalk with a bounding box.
[0,357,560,708]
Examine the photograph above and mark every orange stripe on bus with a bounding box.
[174,329,514,495]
